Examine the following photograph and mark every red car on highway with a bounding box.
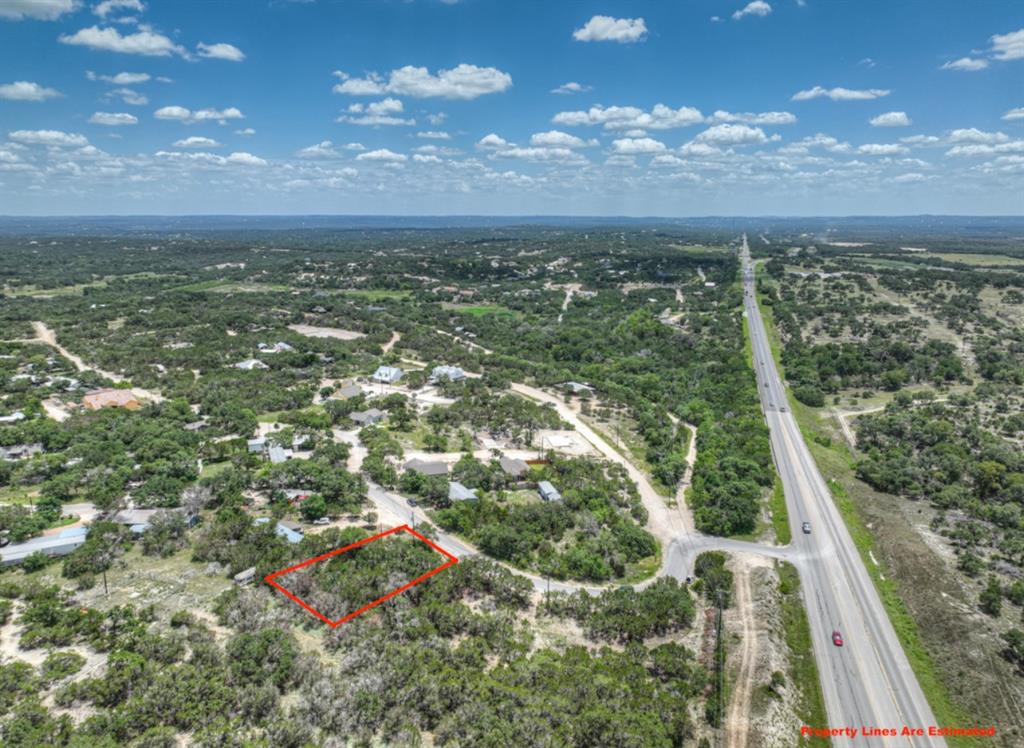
[832,630,844,647]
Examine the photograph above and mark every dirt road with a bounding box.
[725,560,758,748]
[30,321,163,402]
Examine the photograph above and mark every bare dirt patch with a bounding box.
[288,323,366,340]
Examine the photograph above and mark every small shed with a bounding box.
[234,566,256,585]
[448,482,479,502]
[538,480,563,502]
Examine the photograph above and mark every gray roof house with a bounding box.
[350,408,385,426]
[254,517,303,544]
[247,437,266,454]
[268,445,292,464]
[431,365,466,382]
[336,383,363,399]
[499,455,530,479]
[372,365,404,384]
[448,482,478,502]
[403,458,449,477]
[1,443,43,461]
[1,526,88,567]
[538,480,563,502]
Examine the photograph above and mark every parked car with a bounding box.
[313,517,330,525]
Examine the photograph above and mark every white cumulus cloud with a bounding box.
[991,27,1024,61]
[695,123,768,145]
[356,148,407,163]
[857,143,908,155]
[1003,107,1024,121]
[226,151,266,166]
[732,2,771,21]
[476,133,509,149]
[197,42,245,62]
[9,129,89,146]
[572,15,647,43]
[940,57,989,72]
[611,137,666,154]
[338,97,414,126]
[869,111,911,127]
[333,64,512,100]
[174,136,220,148]
[529,130,592,148]
[0,0,77,21]
[416,131,450,139]
[0,81,62,101]
[93,0,144,18]
[792,86,890,101]
[87,70,151,84]
[553,103,704,130]
[154,105,244,124]
[708,110,796,125]
[60,25,187,57]
[297,141,341,158]
[551,81,591,95]
[88,111,137,125]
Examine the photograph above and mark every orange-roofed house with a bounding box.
[83,388,141,411]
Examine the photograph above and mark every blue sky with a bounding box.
[0,0,1022,215]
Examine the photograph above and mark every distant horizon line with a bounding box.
[1,213,1022,220]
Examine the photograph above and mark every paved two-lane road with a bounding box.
[741,235,944,746]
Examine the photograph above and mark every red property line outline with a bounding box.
[263,524,458,628]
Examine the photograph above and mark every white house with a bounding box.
[373,365,404,384]
[234,358,269,371]
[431,365,466,383]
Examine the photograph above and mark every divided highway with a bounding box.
[741,235,945,746]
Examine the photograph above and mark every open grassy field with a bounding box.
[338,288,411,300]
[929,252,1024,267]
[442,302,518,317]
[2,272,173,297]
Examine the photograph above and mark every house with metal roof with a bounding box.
[538,481,563,502]
[234,359,269,371]
[431,365,466,383]
[372,365,404,384]
[247,437,266,454]
[1,526,89,566]
[254,517,303,544]
[268,445,292,464]
[448,482,478,502]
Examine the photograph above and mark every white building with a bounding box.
[372,365,404,384]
